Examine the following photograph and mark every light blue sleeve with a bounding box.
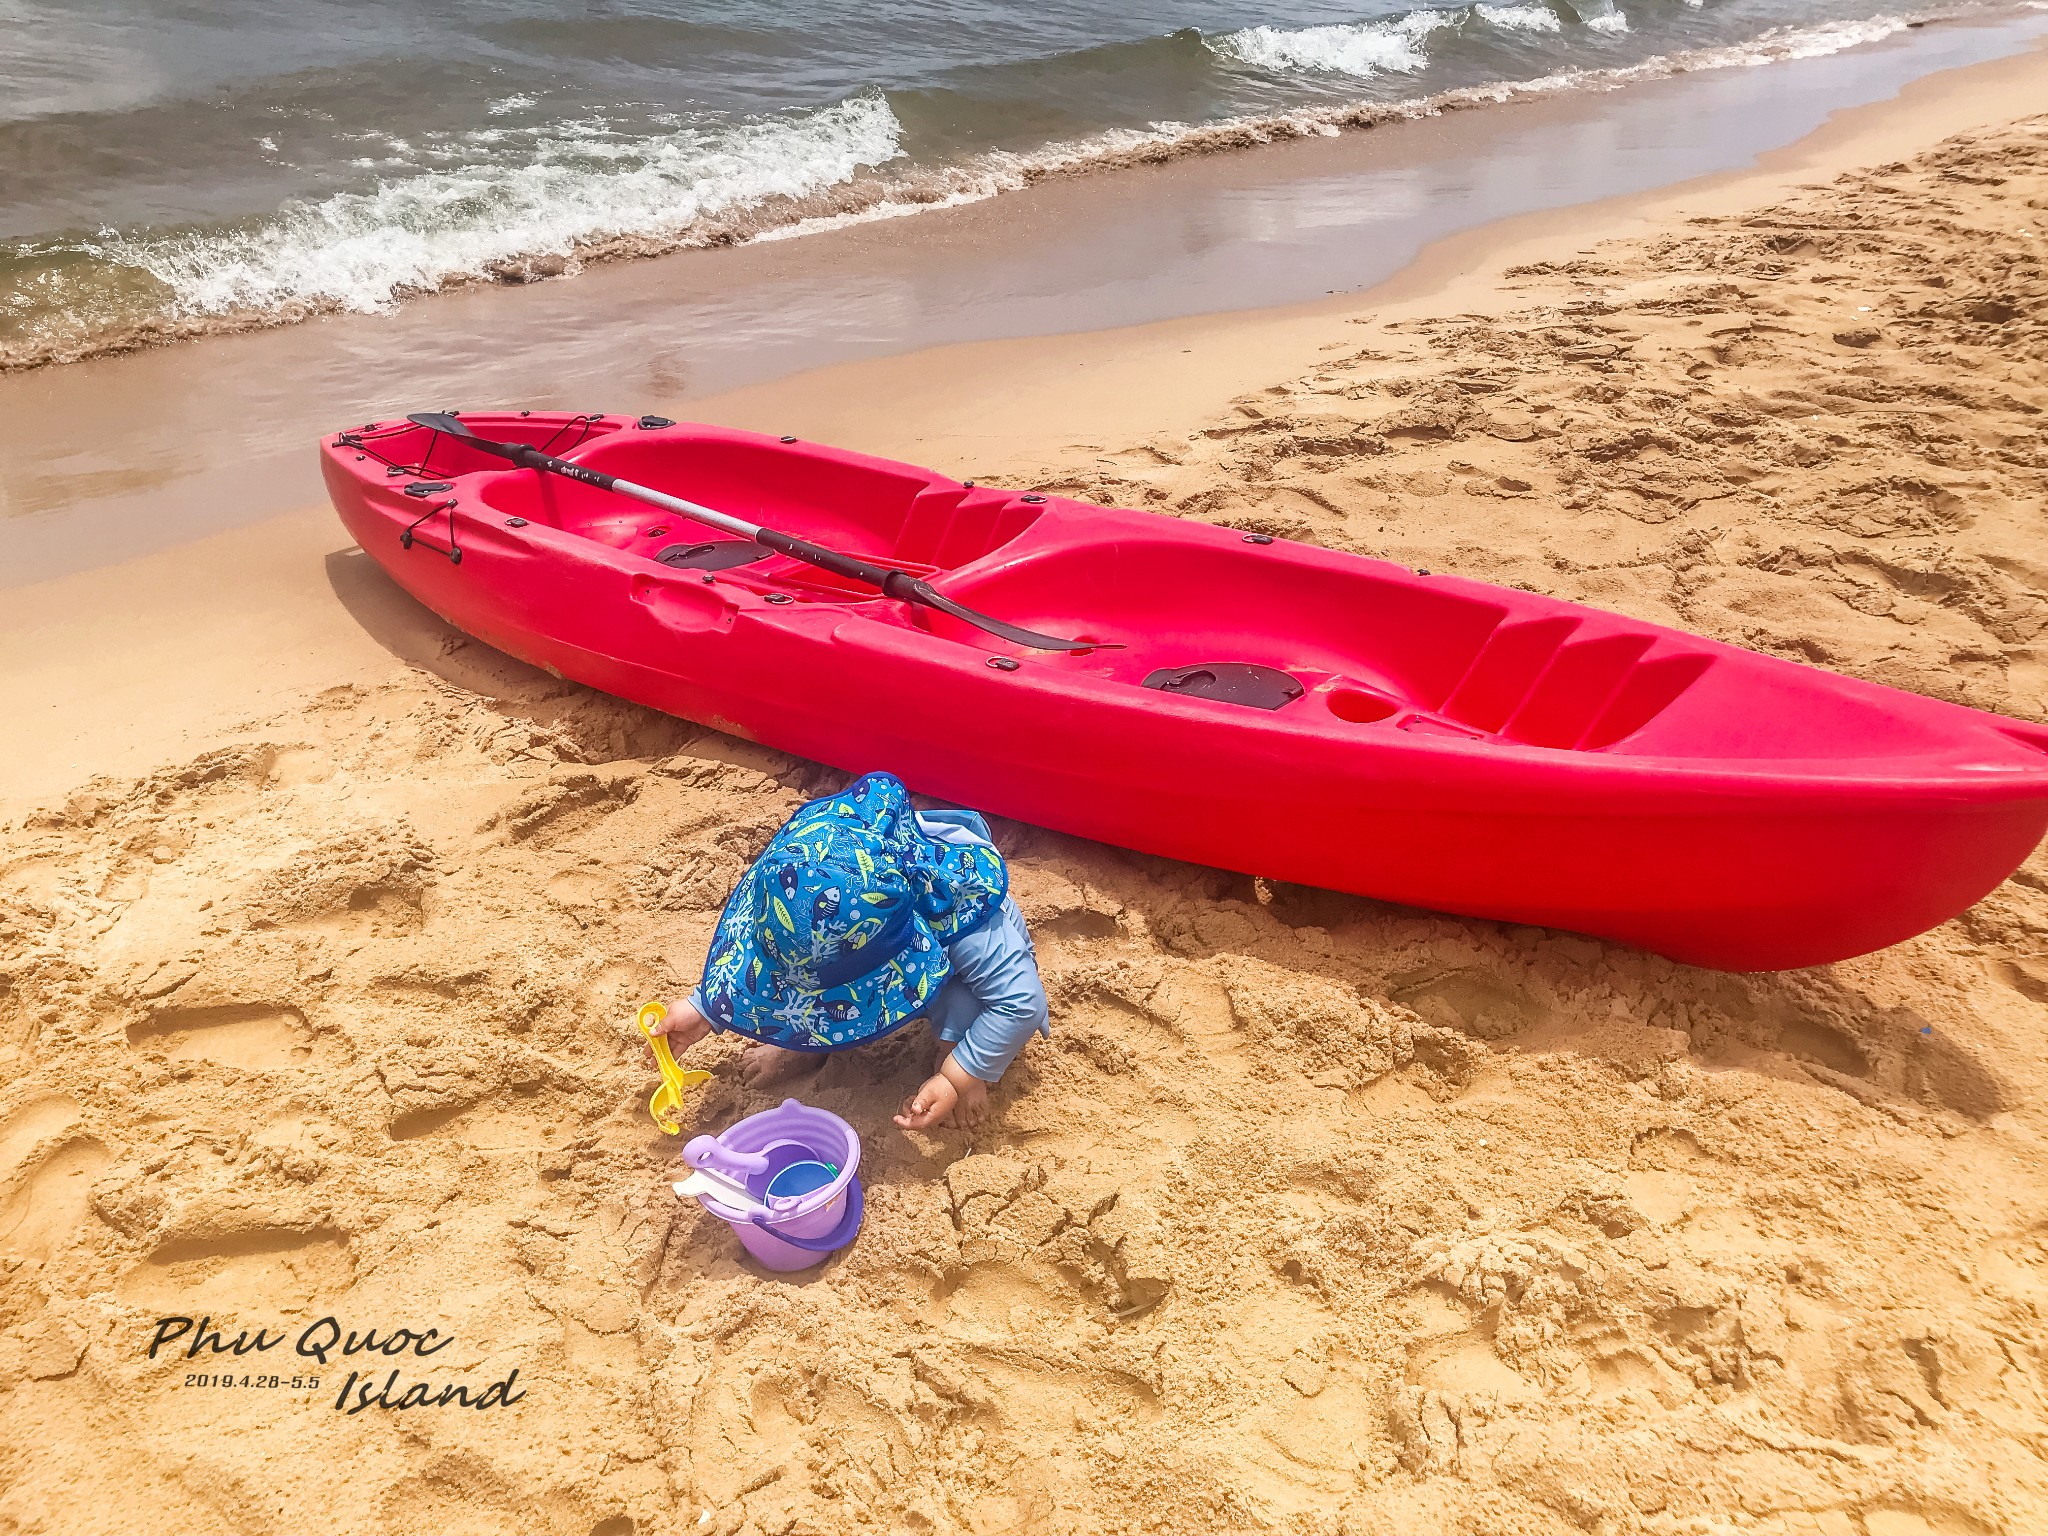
[683,987,722,1032]
[926,895,1050,1082]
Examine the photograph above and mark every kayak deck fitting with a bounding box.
[322,412,2048,971]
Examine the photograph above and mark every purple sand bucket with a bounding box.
[683,1099,863,1272]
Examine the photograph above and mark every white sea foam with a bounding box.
[95,92,905,318]
[1564,0,1632,33]
[1216,12,1458,78]
[1476,5,1566,32]
[1677,13,1913,64]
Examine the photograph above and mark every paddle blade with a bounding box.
[407,411,471,436]
[405,410,534,467]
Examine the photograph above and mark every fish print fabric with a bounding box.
[699,772,1009,1049]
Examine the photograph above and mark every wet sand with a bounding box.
[4,32,2048,1536]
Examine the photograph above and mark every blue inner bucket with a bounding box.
[765,1160,838,1205]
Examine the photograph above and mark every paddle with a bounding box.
[404,413,1108,653]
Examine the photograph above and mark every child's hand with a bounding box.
[894,1055,990,1132]
[643,999,711,1064]
[895,1072,957,1130]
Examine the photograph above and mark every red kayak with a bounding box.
[322,412,2048,971]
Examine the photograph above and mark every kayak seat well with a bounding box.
[938,533,1722,751]
[474,433,1048,578]
[936,534,1505,702]
[1439,621,1713,750]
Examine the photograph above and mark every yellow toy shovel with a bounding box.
[635,1000,711,1135]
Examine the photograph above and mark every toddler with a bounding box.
[647,771,1048,1130]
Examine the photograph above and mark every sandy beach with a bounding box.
[5,32,2048,1536]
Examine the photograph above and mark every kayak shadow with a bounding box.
[324,545,709,768]
[1127,861,2019,1125]
[975,818,2022,1131]
[323,544,564,702]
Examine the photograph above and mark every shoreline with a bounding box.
[4,37,2048,1536]
[3,10,2046,587]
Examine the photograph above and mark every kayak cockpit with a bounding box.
[924,528,1708,750]
[928,526,2013,764]
[467,426,1051,575]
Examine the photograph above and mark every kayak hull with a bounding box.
[322,414,2048,972]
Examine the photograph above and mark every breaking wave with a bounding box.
[96,93,906,321]
[1214,12,1463,77]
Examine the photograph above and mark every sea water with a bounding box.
[0,0,2031,370]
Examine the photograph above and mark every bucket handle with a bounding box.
[746,1180,864,1251]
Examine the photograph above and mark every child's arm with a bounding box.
[894,899,1048,1131]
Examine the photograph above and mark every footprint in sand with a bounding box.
[0,1095,109,1262]
[1585,1341,1682,1400]
[126,1003,314,1072]
[387,1094,564,1148]
[0,1106,112,1262]
[0,854,73,907]
[1394,965,1551,1043]
[373,1467,548,1536]
[544,866,628,910]
[1771,1015,1871,1079]
[1409,1332,1540,1401]
[120,1224,354,1311]
[0,1094,84,1180]
[1250,1360,1381,1489]
[1622,1168,1703,1229]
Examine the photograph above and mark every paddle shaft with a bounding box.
[407,415,1106,652]
[541,454,923,598]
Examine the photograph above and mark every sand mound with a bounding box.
[4,117,2048,1536]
